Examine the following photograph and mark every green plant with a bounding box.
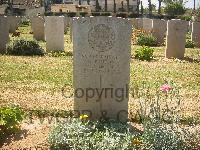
[48,119,140,150]
[135,46,154,61]
[185,40,195,48]
[19,20,30,27]
[164,2,186,16]
[179,15,192,21]
[0,105,24,140]
[142,122,185,150]
[99,12,112,16]
[135,82,185,149]
[137,34,157,47]
[67,12,77,17]
[7,39,45,56]
[79,12,88,17]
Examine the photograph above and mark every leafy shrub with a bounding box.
[100,12,112,16]
[116,13,127,18]
[7,39,45,56]
[142,122,185,150]
[91,12,101,16]
[164,2,186,16]
[179,15,192,21]
[67,12,77,17]
[185,40,195,48]
[194,8,200,21]
[0,105,24,140]
[48,119,140,150]
[128,13,139,18]
[137,34,157,47]
[79,12,88,17]
[20,20,30,27]
[135,46,154,61]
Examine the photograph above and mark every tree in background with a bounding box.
[158,0,163,14]
[105,0,107,11]
[126,0,130,13]
[164,1,186,16]
[136,0,140,14]
[148,0,152,15]
[87,0,90,5]
[141,1,143,15]
[113,0,116,13]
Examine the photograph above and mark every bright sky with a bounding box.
[142,0,199,9]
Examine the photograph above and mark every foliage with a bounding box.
[91,12,101,16]
[164,2,186,16]
[79,12,88,17]
[0,105,24,140]
[19,20,30,27]
[185,40,195,48]
[135,82,185,149]
[136,82,182,124]
[179,15,192,21]
[194,8,200,21]
[7,39,45,56]
[48,119,140,150]
[137,33,157,47]
[135,46,154,61]
[116,13,128,18]
[142,121,185,150]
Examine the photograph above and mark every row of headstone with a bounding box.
[131,18,200,49]
[30,16,73,51]
[0,16,28,54]
[191,22,200,47]
[0,16,9,54]
[166,20,188,59]
[72,17,200,121]
[0,16,199,121]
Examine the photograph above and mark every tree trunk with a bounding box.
[121,1,124,12]
[136,0,140,15]
[141,1,143,15]
[96,0,99,11]
[148,0,152,15]
[158,0,162,14]
[114,0,116,13]
[194,0,196,10]
[105,0,107,11]
[126,0,129,13]
[87,0,90,5]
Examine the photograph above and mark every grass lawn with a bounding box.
[1,24,200,117]
[0,22,200,149]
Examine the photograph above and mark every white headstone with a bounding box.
[45,16,64,52]
[8,16,21,33]
[136,18,143,29]
[73,17,132,122]
[142,18,153,31]
[0,16,9,54]
[31,16,45,41]
[152,19,167,45]
[191,21,200,47]
[165,20,188,59]
[130,18,138,29]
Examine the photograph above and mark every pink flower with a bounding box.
[160,84,172,92]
